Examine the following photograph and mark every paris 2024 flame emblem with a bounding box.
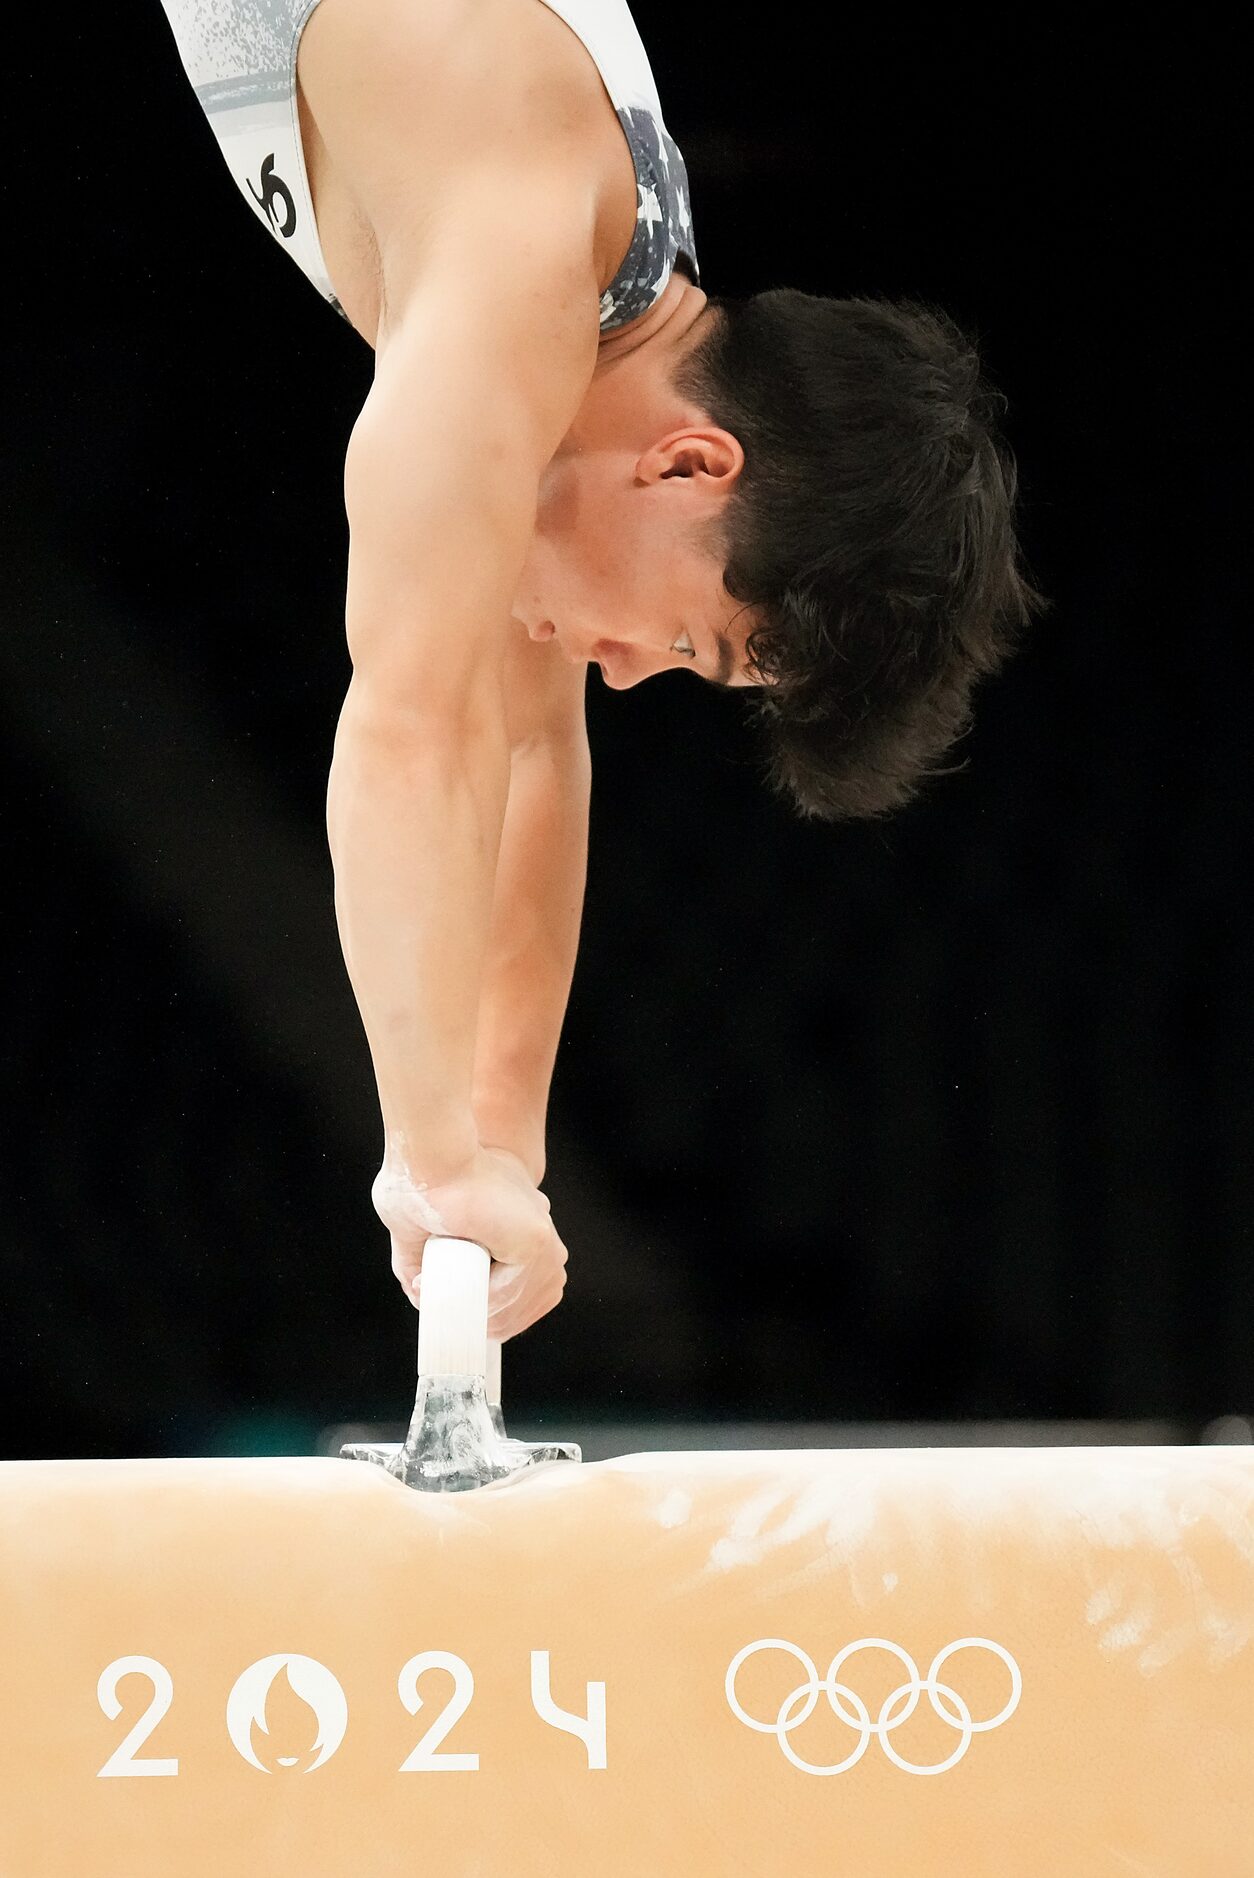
[225,1655,348,1773]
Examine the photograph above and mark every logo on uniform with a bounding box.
[247,155,297,240]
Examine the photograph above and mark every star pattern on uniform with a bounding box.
[636,183,664,234]
[597,105,700,333]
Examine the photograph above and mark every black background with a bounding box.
[3,10,1248,1457]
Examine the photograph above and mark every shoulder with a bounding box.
[298,0,608,243]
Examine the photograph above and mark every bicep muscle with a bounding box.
[341,201,600,713]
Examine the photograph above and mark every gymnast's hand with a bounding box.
[372,1144,569,1342]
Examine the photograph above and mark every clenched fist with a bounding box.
[372,1143,568,1342]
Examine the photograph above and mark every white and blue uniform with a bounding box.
[155,0,700,331]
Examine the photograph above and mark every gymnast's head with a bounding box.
[515,274,1048,823]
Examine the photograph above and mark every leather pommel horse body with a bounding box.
[1,1445,1251,1875]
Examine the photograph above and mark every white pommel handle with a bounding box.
[416,1238,490,1379]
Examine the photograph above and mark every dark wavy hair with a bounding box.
[672,290,1049,821]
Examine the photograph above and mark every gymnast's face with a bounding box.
[512,425,762,689]
[512,276,765,689]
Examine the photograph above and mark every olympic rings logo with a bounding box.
[725,1636,1022,1776]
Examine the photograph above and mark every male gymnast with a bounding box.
[156,0,1045,1344]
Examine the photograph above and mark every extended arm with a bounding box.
[327,672,511,1184]
[471,707,592,1186]
[303,0,606,1334]
[327,183,600,1190]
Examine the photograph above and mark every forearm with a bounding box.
[327,677,511,1185]
[470,731,592,1184]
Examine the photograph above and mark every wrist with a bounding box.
[472,1091,546,1185]
[381,1117,480,1190]
[480,1141,545,1187]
